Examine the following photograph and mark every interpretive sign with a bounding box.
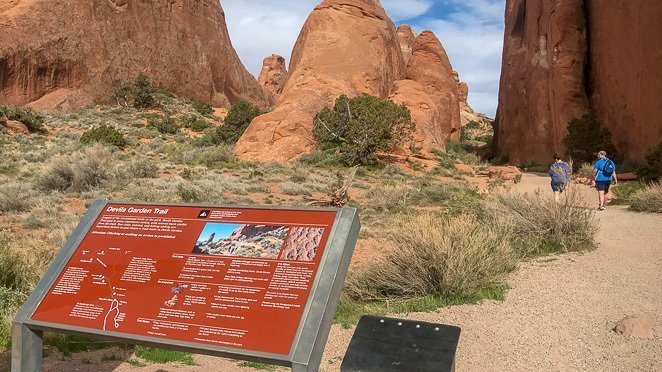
[12,201,360,372]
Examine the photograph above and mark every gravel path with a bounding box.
[31,174,662,371]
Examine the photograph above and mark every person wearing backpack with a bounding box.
[592,150,618,211]
[549,153,572,202]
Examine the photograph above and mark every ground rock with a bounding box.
[4,120,30,135]
[257,54,287,96]
[234,0,406,163]
[480,166,522,181]
[454,163,474,174]
[613,316,655,339]
[618,172,637,181]
[0,0,268,110]
[496,0,662,162]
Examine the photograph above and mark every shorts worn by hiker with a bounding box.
[595,180,611,192]
[551,181,567,192]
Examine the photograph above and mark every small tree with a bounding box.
[80,125,127,148]
[637,143,662,181]
[216,100,262,144]
[563,112,617,165]
[133,74,156,109]
[192,99,213,116]
[312,94,414,165]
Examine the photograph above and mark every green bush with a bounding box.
[216,100,262,144]
[0,106,45,133]
[133,74,156,109]
[636,143,662,181]
[192,99,213,116]
[612,182,646,205]
[563,112,617,165]
[149,115,179,134]
[312,94,414,165]
[80,125,127,148]
[113,74,157,109]
[179,114,211,132]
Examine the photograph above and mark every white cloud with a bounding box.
[222,0,505,116]
[382,0,434,21]
[412,1,505,116]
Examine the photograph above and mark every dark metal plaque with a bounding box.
[341,315,461,372]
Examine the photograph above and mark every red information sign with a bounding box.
[31,204,337,355]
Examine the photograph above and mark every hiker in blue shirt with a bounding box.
[548,153,572,203]
[592,150,618,211]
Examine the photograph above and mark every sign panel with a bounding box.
[30,203,341,356]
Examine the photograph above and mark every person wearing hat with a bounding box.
[592,150,618,211]
[548,153,572,203]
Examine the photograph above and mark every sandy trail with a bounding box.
[17,174,662,371]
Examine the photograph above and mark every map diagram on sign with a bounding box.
[82,247,129,331]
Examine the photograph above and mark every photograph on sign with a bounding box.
[28,204,341,356]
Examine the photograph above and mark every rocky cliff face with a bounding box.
[390,30,461,151]
[234,0,406,162]
[257,54,287,96]
[0,0,268,110]
[496,0,662,162]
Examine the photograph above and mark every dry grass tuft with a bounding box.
[485,187,597,255]
[629,182,662,213]
[344,213,516,300]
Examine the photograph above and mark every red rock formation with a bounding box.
[234,0,406,162]
[257,54,287,96]
[397,24,416,66]
[407,31,460,144]
[457,82,469,104]
[585,0,662,160]
[0,0,268,110]
[496,0,589,163]
[496,0,662,162]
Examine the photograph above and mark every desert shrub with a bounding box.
[216,100,262,144]
[149,115,179,134]
[289,166,310,183]
[0,236,44,346]
[575,163,594,179]
[296,149,344,168]
[37,144,117,191]
[122,157,159,178]
[629,182,662,213]
[80,125,127,148]
[112,82,133,107]
[191,99,213,116]
[636,143,662,181]
[176,183,201,203]
[0,106,45,133]
[612,182,646,205]
[179,114,211,132]
[312,94,414,165]
[364,182,413,212]
[195,145,234,167]
[280,182,313,196]
[344,213,516,300]
[70,144,117,190]
[37,155,75,191]
[485,189,597,255]
[563,112,617,165]
[0,182,33,212]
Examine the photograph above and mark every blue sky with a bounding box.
[222,0,505,117]
[197,223,243,242]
